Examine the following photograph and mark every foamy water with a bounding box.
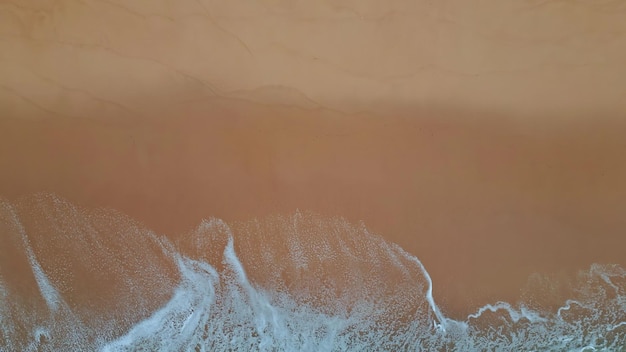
[0,194,624,351]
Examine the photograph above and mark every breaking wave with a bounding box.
[0,194,624,351]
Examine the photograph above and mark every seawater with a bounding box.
[0,194,624,351]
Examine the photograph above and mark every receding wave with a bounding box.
[0,194,624,351]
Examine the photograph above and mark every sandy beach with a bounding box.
[1,1,626,349]
[2,99,626,317]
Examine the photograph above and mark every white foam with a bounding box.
[2,199,64,313]
[0,199,624,351]
[102,256,219,352]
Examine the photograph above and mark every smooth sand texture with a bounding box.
[2,0,626,318]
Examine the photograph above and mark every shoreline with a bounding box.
[2,99,626,317]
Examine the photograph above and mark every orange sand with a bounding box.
[2,100,625,317]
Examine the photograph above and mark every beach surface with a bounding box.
[1,0,626,349]
[2,100,626,318]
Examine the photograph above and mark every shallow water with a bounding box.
[1,194,624,351]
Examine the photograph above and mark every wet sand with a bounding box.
[2,100,626,318]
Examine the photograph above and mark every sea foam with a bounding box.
[0,195,624,351]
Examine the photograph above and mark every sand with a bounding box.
[2,100,626,318]
[1,0,626,322]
